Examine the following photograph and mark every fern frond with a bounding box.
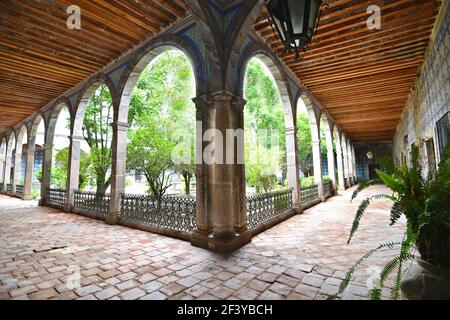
[390,202,404,226]
[328,242,400,300]
[348,198,371,244]
[370,287,382,300]
[351,179,382,202]
[376,169,404,194]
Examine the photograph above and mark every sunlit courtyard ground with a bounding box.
[0,185,405,300]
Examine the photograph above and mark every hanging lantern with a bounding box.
[266,0,324,61]
[367,151,374,160]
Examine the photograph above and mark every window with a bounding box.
[425,138,436,174]
[436,112,449,161]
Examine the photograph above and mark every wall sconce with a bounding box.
[367,151,374,160]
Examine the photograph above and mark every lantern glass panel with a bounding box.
[289,0,306,36]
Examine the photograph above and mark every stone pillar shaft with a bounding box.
[23,148,34,200]
[3,156,11,193]
[325,130,336,192]
[40,140,53,206]
[66,135,82,210]
[312,140,324,199]
[191,91,250,253]
[285,127,301,207]
[107,121,130,224]
[13,151,22,193]
[335,138,345,191]
[342,143,349,188]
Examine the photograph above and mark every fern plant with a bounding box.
[330,146,450,300]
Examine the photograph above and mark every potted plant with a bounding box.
[330,146,450,300]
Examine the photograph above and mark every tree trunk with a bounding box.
[183,173,191,195]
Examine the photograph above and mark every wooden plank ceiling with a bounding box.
[255,0,441,142]
[0,0,188,136]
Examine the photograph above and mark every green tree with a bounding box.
[82,84,113,194]
[127,115,176,198]
[244,59,286,191]
[127,50,196,196]
[42,147,92,189]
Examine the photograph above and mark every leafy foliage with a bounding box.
[331,146,450,300]
[82,84,113,194]
[244,59,286,191]
[127,50,195,197]
[48,147,92,190]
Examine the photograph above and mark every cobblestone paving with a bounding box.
[0,185,405,300]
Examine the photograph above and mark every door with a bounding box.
[368,164,380,180]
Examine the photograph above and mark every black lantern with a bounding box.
[266,0,323,61]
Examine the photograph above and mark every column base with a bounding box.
[294,206,304,214]
[320,196,327,202]
[191,230,252,254]
[106,213,120,225]
[22,195,33,201]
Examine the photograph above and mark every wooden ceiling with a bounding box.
[0,0,441,142]
[255,0,441,142]
[0,0,188,136]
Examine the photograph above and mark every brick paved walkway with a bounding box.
[0,185,405,300]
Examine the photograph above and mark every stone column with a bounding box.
[39,141,53,206]
[3,155,11,193]
[192,96,214,244]
[65,135,82,211]
[325,128,336,193]
[0,157,4,188]
[335,138,345,191]
[285,127,301,209]
[107,121,130,224]
[342,141,349,188]
[352,145,357,184]
[22,148,35,200]
[191,91,251,253]
[12,150,22,194]
[312,139,324,200]
[347,140,354,186]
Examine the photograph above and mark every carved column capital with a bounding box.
[69,135,84,142]
[285,127,297,135]
[111,121,131,132]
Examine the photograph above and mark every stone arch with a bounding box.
[4,131,16,186]
[226,1,266,92]
[6,131,16,157]
[15,125,28,153]
[0,137,6,184]
[297,91,321,141]
[72,76,115,137]
[13,125,28,186]
[116,34,205,123]
[0,137,6,156]
[238,44,295,129]
[29,112,46,150]
[47,98,72,144]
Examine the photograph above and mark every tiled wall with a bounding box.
[393,4,449,173]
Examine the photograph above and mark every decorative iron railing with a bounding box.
[120,194,196,232]
[0,183,4,192]
[344,177,348,187]
[323,180,333,197]
[73,190,110,218]
[15,185,24,196]
[46,188,66,206]
[246,189,293,230]
[300,185,319,203]
[6,184,13,193]
[353,176,357,184]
